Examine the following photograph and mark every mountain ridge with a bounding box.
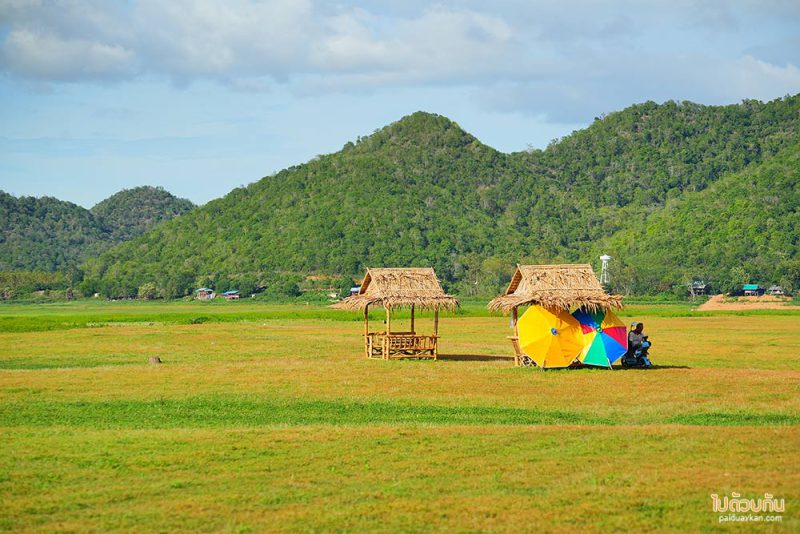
[78,95,800,298]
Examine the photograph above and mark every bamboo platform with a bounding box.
[366,331,439,360]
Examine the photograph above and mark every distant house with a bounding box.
[743,284,764,297]
[196,287,215,300]
[223,290,240,301]
[688,280,709,297]
[767,285,787,296]
[350,286,360,296]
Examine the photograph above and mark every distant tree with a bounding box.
[335,276,356,299]
[266,279,301,298]
[235,274,258,296]
[777,259,800,294]
[726,265,750,294]
[78,277,99,297]
[138,282,158,300]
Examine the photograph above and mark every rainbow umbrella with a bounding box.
[517,306,584,368]
[572,309,627,368]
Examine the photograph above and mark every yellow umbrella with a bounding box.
[517,305,584,368]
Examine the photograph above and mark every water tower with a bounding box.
[599,255,612,286]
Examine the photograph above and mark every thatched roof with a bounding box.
[488,264,623,313]
[331,268,459,311]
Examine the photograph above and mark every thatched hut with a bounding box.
[332,268,459,360]
[488,264,623,365]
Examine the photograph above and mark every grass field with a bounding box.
[1,301,798,532]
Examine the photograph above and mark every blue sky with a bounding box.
[1,1,799,207]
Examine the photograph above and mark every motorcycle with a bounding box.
[621,335,653,368]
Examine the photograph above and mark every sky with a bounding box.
[1,1,799,208]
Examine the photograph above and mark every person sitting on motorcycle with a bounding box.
[625,322,653,367]
[628,323,645,351]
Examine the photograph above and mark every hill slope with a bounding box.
[0,186,195,272]
[596,143,800,294]
[0,193,106,272]
[91,186,196,242]
[82,95,800,298]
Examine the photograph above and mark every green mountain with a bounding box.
[0,186,195,272]
[90,186,196,242]
[81,95,800,299]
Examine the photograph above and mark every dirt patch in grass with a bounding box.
[697,294,798,311]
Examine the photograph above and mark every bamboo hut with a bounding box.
[488,264,623,366]
[332,268,459,360]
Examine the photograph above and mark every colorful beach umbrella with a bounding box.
[517,306,584,368]
[572,309,627,367]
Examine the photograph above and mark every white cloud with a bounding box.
[311,9,394,72]
[0,1,522,88]
[2,29,135,81]
[732,55,800,100]
[0,0,798,119]
[131,0,313,80]
[308,7,515,85]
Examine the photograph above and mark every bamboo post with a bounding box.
[385,306,391,360]
[512,306,519,337]
[364,303,369,359]
[433,305,439,360]
[410,304,415,334]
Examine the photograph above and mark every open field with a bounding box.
[1,301,798,531]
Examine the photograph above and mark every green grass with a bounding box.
[0,299,489,333]
[2,298,798,333]
[0,301,359,333]
[2,397,796,428]
[0,397,614,427]
[3,425,794,532]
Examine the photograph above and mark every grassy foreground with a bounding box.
[1,301,798,532]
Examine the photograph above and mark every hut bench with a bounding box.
[367,331,439,359]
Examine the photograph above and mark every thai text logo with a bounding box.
[712,492,785,524]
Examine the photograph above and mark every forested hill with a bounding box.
[0,186,195,271]
[80,94,800,299]
[0,193,105,272]
[90,186,196,242]
[596,142,800,295]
